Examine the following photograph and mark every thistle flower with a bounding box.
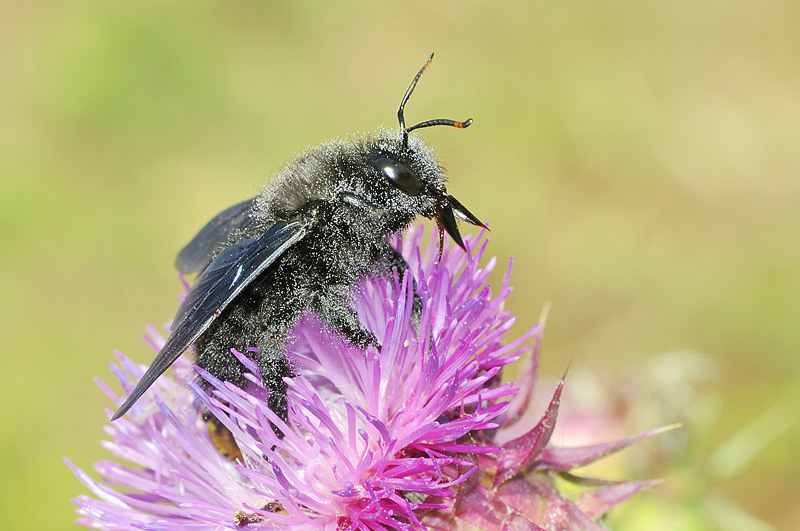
[67,226,662,530]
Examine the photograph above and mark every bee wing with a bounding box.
[111,218,311,420]
[175,198,256,274]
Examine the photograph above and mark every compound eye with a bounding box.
[372,157,423,196]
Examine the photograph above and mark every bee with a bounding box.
[111,54,486,425]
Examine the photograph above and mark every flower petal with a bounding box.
[576,480,664,518]
[494,372,566,487]
[536,425,678,471]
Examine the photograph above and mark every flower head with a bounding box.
[67,226,661,530]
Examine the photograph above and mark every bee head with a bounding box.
[367,53,486,253]
[262,54,486,255]
[357,131,485,252]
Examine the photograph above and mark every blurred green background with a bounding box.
[2,1,798,529]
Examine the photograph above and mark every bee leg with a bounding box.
[378,245,423,329]
[256,336,295,437]
[311,292,381,351]
[262,350,293,424]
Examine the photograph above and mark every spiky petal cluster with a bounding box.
[67,227,660,530]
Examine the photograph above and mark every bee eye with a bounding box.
[372,157,423,196]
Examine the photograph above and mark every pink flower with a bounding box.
[67,226,661,530]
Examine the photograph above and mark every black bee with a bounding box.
[111,54,486,424]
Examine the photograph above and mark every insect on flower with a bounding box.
[111,53,486,425]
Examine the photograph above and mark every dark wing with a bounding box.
[175,198,256,275]
[111,218,311,420]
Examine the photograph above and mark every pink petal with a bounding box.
[454,484,508,530]
[536,425,677,471]
[502,512,547,531]
[500,322,542,428]
[494,373,566,487]
[495,475,550,523]
[540,494,608,531]
[576,480,663,518]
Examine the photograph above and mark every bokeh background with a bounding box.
[2,1,798,529]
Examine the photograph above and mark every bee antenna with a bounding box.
[406,117,473,134]
[398,53,472,148]
[399,53,434,148]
